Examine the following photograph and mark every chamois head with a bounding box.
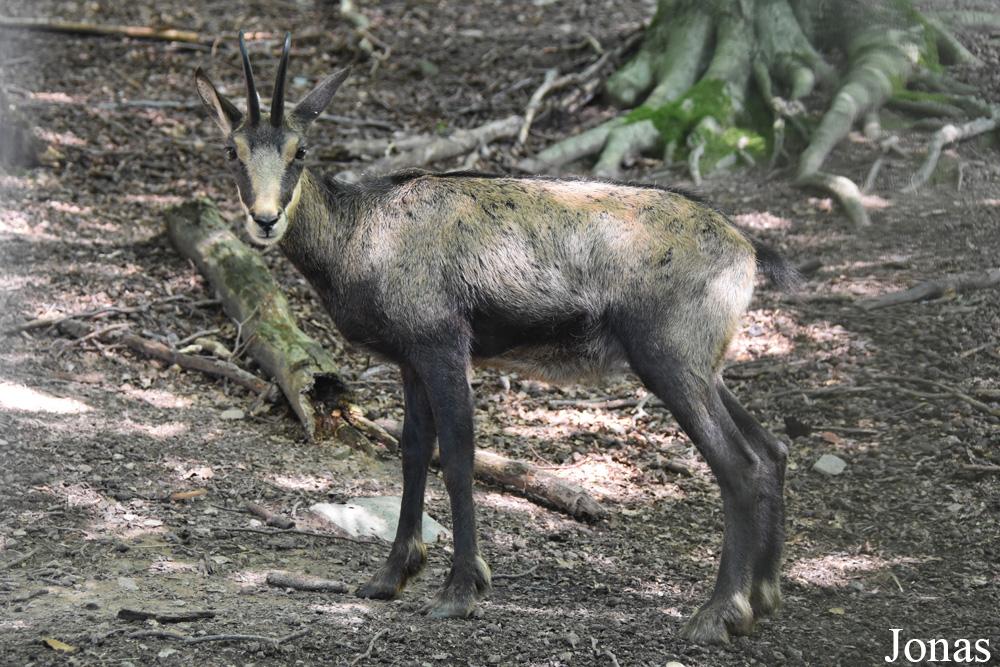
[195,32,350,245]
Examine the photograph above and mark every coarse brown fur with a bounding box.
[195,32,799,644]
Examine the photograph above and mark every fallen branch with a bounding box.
[118,608,215,623]
[470,449,608,522]
[795,171,871,228]
[0,17,201,42]
[266,571,350,593]
[212,525,389,547]
[0,548,37,571]
[962,464,1000,474]
[517,50,613,145]
[877,374,1000,418]
[904,110,999,192]
[767,375,1000,418]
[340,115,522,181]
[2,295,195,336]
[863,135,900,193]
[352,629,388,667]
[128,628,310,646]
[378,419,608,521]
[857,268,1000,310]
[165,198,385,446]
[54,318,271,395]
[246,502,295,530]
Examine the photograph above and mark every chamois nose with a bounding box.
[253,214,280,235]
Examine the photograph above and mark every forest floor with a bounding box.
[1,0,998,665]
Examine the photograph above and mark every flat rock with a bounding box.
[812,453,847,476]
[311,497,450,543]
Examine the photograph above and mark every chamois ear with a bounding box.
[290,67,351,129]
[195,67,244,136]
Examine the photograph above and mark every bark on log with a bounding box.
[165,198,379,446]
[857,268,1000,310]
[378,419,608,521]
[472,449,608,522]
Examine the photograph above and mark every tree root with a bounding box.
[522,0,992,227]
[795,172,871,227]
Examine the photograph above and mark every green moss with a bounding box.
[890,88,951,104]
[625,78,770,173]
[625,78,733,146]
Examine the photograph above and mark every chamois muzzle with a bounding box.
[252,213,281,237]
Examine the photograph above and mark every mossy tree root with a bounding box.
[522,0,992,228]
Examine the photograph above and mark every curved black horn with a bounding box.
[271,32,291,127]
[239,31,261,127]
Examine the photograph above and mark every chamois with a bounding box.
[195,32,799,645]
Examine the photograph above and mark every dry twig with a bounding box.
[266,571,350,593]
[246,502,296,529]
[128,628,310,646]
[857,268,1000,310]
[0,16,201,42]
[904,109,999,192]
[352,628,388,667]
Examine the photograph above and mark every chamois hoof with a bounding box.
[679,592,756,645]
[749,577,783,618]
[356,537,428,601]
[418,556,492,619]
[355,576,402,601]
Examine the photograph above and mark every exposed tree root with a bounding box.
[521,0,996,227]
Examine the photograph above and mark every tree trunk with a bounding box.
[165,198,386,449]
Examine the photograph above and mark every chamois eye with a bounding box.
[295,147,307,161]
[225,146,238,161]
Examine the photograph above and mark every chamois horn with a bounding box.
[270,32,291,127]
[238,31,261,127]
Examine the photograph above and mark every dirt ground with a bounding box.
[1,0,998,665]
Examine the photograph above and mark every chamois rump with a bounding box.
[195,32,798,645]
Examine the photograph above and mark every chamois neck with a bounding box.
[278,168,362,262]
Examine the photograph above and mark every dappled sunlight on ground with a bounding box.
[0,380,92,414]
[118,384,194,409]
[264,472,336,492]
[786,552,922,589]
[731,308,797,361]
[733,210,793,231]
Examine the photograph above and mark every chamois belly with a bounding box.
[469,310,627,384]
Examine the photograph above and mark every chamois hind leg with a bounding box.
[356,365,436,600]
[625,345,763,644]
[409,346,491,618]
[717,383,787,619]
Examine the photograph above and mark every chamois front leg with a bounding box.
[356,367,436,600]
[412,348,491,618]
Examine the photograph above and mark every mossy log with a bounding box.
[165,198,389,449]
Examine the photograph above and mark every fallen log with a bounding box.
[164,198,388,449]
[857,268,1000,310]
[266,571,350,593]
[472,449,609,522]
[377,419,607,521]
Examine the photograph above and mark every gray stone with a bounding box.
[311,497,450,543]
[812,453,847,476]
